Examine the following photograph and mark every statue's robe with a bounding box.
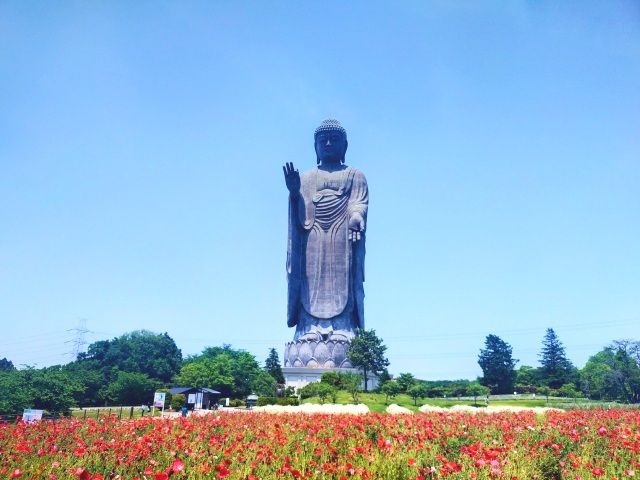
[287,165,368,337]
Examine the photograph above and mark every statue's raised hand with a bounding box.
[348,213,365,242]
[283,162,301,194]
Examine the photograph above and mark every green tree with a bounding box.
[265,348,285,384]
[539,328,577,389]
[341,372,363,403]
[347,329,390,392]
[478,334,518,394]
[182,345,277,399]
[377,368,392,387]
[396,373,416,392]
[466,383,490,406]
[28,367,85,415]
[104,370,159,406]
[580,346,640,402]
[298,382,320,400]
[0,358,15,371]
[62,362,105,406]
[407,383,430,406]
[79,330,182,383]
[0,370,30,415]
[176,355,235,395]
[314,383,337,404]
[537,385,551,403]
[515,365,540,385]
[381,380,402,403]
[321,371,341,388]
[558,383,581,399]
[426,385,445,398]
[251,370,278,397]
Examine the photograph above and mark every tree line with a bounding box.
[0,330,283,415]
[475,328,640,402]
[1,327,639,415]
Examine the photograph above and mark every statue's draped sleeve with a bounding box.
[348,169,368,330]
[286,170,311,327]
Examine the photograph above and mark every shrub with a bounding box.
[256,397,300,407]
[170,394,186,410]
[298,382,320,400]
[229,399,245,408]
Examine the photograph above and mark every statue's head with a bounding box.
[314,119,348,165]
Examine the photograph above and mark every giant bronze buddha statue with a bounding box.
[282,120,368,368]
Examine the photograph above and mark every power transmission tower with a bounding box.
[66,319,90,360]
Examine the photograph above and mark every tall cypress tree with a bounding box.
[265,347,285,384]
[539,328,575,389]
[478,334,518,394]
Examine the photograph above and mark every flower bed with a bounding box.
[1,409,638,479]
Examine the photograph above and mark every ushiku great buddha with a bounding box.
[283,120,368,343]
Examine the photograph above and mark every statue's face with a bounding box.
[315,130,347,164]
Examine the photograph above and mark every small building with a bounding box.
[246,394,259,408]
[169,387,221,410]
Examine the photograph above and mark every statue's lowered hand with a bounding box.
[348,213,365,242]
[283,162,301,193]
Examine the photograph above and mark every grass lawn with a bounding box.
[301,391,612,412]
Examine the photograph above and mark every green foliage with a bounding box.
[315,383,337,404]
[0,370,32,415]
[320,371,356,392]
[347,329,390,391]
[515,365,542,391]
[177,355,235,394]
[228,399,245,407]
[256,397,299,406]
[478,334,518,394]
[321,371,345,389]
[104,370,159,406]
[265,347,285,384]
[376,368,392,387]
[170,393,186,410]
[466,383,490,405]
[78,330,182,383]
[537,385,551,402]
[298,382,320,400]
[580,345,640,403]
[407,383,430,406]
[381,380,402,403]
[251,370,278,397]
[0,358,15,371]
[0,367,84,415]
[557,383,582,399]
[396,373,416,392]
[539,328,577,389]
[341,372,363,403]
[425,385,445,398]
[183,345,267,398]
[61,362,105,406]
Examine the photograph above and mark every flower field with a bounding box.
[1,409,639,479]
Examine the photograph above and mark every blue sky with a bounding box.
[1,1,639,380]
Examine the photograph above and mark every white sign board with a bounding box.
[187,393,196,404]
[153,392,166,408]
[22,409,44,422]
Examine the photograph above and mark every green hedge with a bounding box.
[256,397,299,407]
